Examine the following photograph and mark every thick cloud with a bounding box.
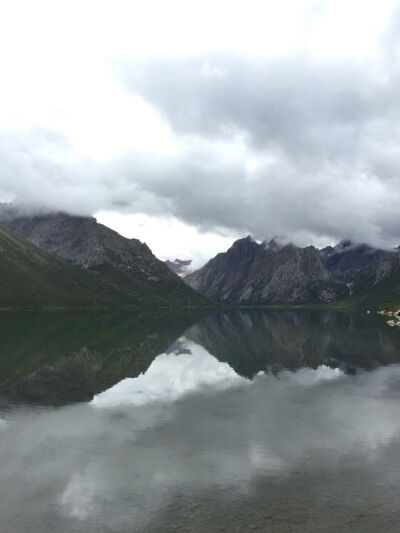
[116,46,400,247]
[1,3,400,253]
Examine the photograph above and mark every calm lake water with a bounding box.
[1,308,400,532]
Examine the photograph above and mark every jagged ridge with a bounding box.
[185,236,399,305]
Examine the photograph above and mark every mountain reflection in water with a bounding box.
[1,308,400,406]
[1,309,400,532]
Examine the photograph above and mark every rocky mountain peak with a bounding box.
[226,235,260,260]
[185,235,344,304]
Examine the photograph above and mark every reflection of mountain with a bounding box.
[0,309,209,406]
[2,308,400,407]
[185,309,400,377]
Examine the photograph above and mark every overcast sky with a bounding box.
[1,0,400,266]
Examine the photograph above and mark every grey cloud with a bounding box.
[2,21,400,253]
[118,53,399,165]
[111,45,400,247]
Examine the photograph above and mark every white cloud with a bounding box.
[91,341,249,408]
[96,211,238,268]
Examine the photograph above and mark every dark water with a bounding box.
[1,309,400,532]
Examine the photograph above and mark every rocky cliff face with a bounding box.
[0,210,207,306]
[185,237,399,305]
[185,237,260,301]
[185,237,346,304]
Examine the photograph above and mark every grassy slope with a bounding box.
[93,260,208,306]
[339,269,400,311]
[0,225,123,308]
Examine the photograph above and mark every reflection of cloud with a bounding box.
[274,365,343,386]
[248,442,285,472]
[0,418,8,430]
[249,366,400,455]
[59,470,98,520]
[91,342,248,408]
[3,340,400,531]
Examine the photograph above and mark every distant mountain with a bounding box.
[165,258,193,276]
[185,236,399,307]
[0,210,208,307]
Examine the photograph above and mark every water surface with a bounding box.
[1,309,400,532]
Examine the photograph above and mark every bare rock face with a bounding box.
[185,237,399,305]
[0,210,207,306]
[185,238,347,304]
[185,237,260,300]
[3,212,152,270]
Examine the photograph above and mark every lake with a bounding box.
[1,308,400,532]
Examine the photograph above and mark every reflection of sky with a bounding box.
[2,338,400,531]
[91,341,248,407]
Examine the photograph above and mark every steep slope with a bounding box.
[185,237,347,304]
[339,256,400,311]
[321,240,397,291]
[0,225,121,308]
[185,237,260,301]
[0,211,208,306]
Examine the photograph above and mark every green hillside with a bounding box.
[349,272,400,311]
[337,263,400,312]
[0,225,122,308]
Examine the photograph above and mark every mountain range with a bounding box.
[0,206,399,310]
[185,236,400,309]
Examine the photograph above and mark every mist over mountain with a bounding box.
[165,259,193,277]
